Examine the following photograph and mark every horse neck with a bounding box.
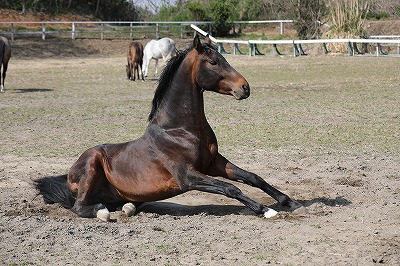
[151,61,206,131]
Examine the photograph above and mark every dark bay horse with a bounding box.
[0,36,12,93]
[126,41,144,81]
[35,35,302,221]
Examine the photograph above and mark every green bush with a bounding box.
[365,11,390,20]
[207,0,237,37]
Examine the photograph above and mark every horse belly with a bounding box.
[107,158,183,203]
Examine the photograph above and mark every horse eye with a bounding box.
[208,59,217,65]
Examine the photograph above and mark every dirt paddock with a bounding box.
[0,38,399,265]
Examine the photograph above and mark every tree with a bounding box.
[207,0,238,36]
[290,0,327,39]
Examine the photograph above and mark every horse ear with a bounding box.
[193,34,203,53]
[204,34,211,45]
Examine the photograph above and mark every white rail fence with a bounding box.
[0,21,212,40]
[191,24,400,57]
[0,20,292,41]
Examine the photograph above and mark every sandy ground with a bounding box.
[0,38,399,265]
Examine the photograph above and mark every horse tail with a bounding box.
[34,174,75,209]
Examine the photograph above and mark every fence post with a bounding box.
[180,23,183,39]
[42,22,46,40]
[11,23,15,41]
[280,21,284,35]
[347,41,353,56]
[130,23,133,39]
[322,43,328,54]
[101,23,104,40]
[72,22,76,40]
[376,43,382,57]
[156,23,159,39]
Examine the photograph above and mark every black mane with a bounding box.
[148,47,190,121]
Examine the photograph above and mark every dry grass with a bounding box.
[324,0,369,52]
[1,54,399,164]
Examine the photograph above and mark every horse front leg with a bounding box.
[139,62,144,81]
[143,57,150,77]
[209,154,303,211]
[182,169,278,218]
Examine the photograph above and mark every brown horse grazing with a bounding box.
[126,41,144,81]
[0,36,12,93]
[35,35,303,221]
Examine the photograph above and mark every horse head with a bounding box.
[191,35,250,100]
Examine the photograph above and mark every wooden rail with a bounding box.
[232,20,294,35]
[0,21,212,40]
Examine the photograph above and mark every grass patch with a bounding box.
[2,55,399,161]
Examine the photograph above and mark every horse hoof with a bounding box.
[96,208,110,222]
[122,203,136,217]
[264,208,278,218]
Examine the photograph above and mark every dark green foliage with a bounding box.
[365,11,390,20]
[0,0,139,21]
[206,0,237,36]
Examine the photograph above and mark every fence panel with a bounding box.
[0,21,212,41]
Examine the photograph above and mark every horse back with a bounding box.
[134,42,143,63]
[128,42,143,64]
[144,38,176,60]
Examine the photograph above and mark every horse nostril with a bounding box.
[242,84,250,94]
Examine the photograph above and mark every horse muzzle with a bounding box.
[232,83,250,100]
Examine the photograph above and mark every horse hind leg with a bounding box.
[68,147,116,222]
[154,59,159,78]
[133,64,138,81]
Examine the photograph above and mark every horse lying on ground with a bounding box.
[126,41,144,81]
[0,36,12,93]
[34,35,303,221]
[143,37,176,78]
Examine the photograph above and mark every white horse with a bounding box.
[143,37,176,77]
